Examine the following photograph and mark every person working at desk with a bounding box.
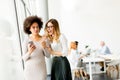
[97,41,111,71]
[67,41,89,80]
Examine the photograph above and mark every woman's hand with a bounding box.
[27,43,36,54]
[41,41,47,49]
[47,46,54,55]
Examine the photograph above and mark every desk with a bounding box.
[98,54,120,61]
[98,54,120,65]
[83,57,106,80]
[98,54,120,79]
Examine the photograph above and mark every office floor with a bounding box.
[47,63,120,80]
[47,73,119,80]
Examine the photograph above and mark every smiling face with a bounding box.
[30,22,40,35]
[46,22,54,36]
[45,19,61,41]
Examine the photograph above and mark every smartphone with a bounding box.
[28,41,34,47]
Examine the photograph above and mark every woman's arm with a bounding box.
[50,34,68,56]
[22,39,36,61]
[60,34,68,56]
[41,38,51,57]
[22,39,30,61]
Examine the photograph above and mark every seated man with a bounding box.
[67,41,89,80]
[97,41,111,71]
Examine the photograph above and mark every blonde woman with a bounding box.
[44,19,72,80]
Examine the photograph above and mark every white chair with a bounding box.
[72,67,87,80]
[106,59,120,79]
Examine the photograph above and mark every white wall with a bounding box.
[48,0,120,54]
[0,0,24,80]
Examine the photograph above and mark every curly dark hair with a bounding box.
[75,41,78,46]
[23,15,43,34]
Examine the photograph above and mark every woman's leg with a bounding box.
[62,57,72,80]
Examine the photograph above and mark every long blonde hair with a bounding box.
[45,19,61,42]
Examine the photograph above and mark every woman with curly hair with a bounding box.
[22,16,50,80]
